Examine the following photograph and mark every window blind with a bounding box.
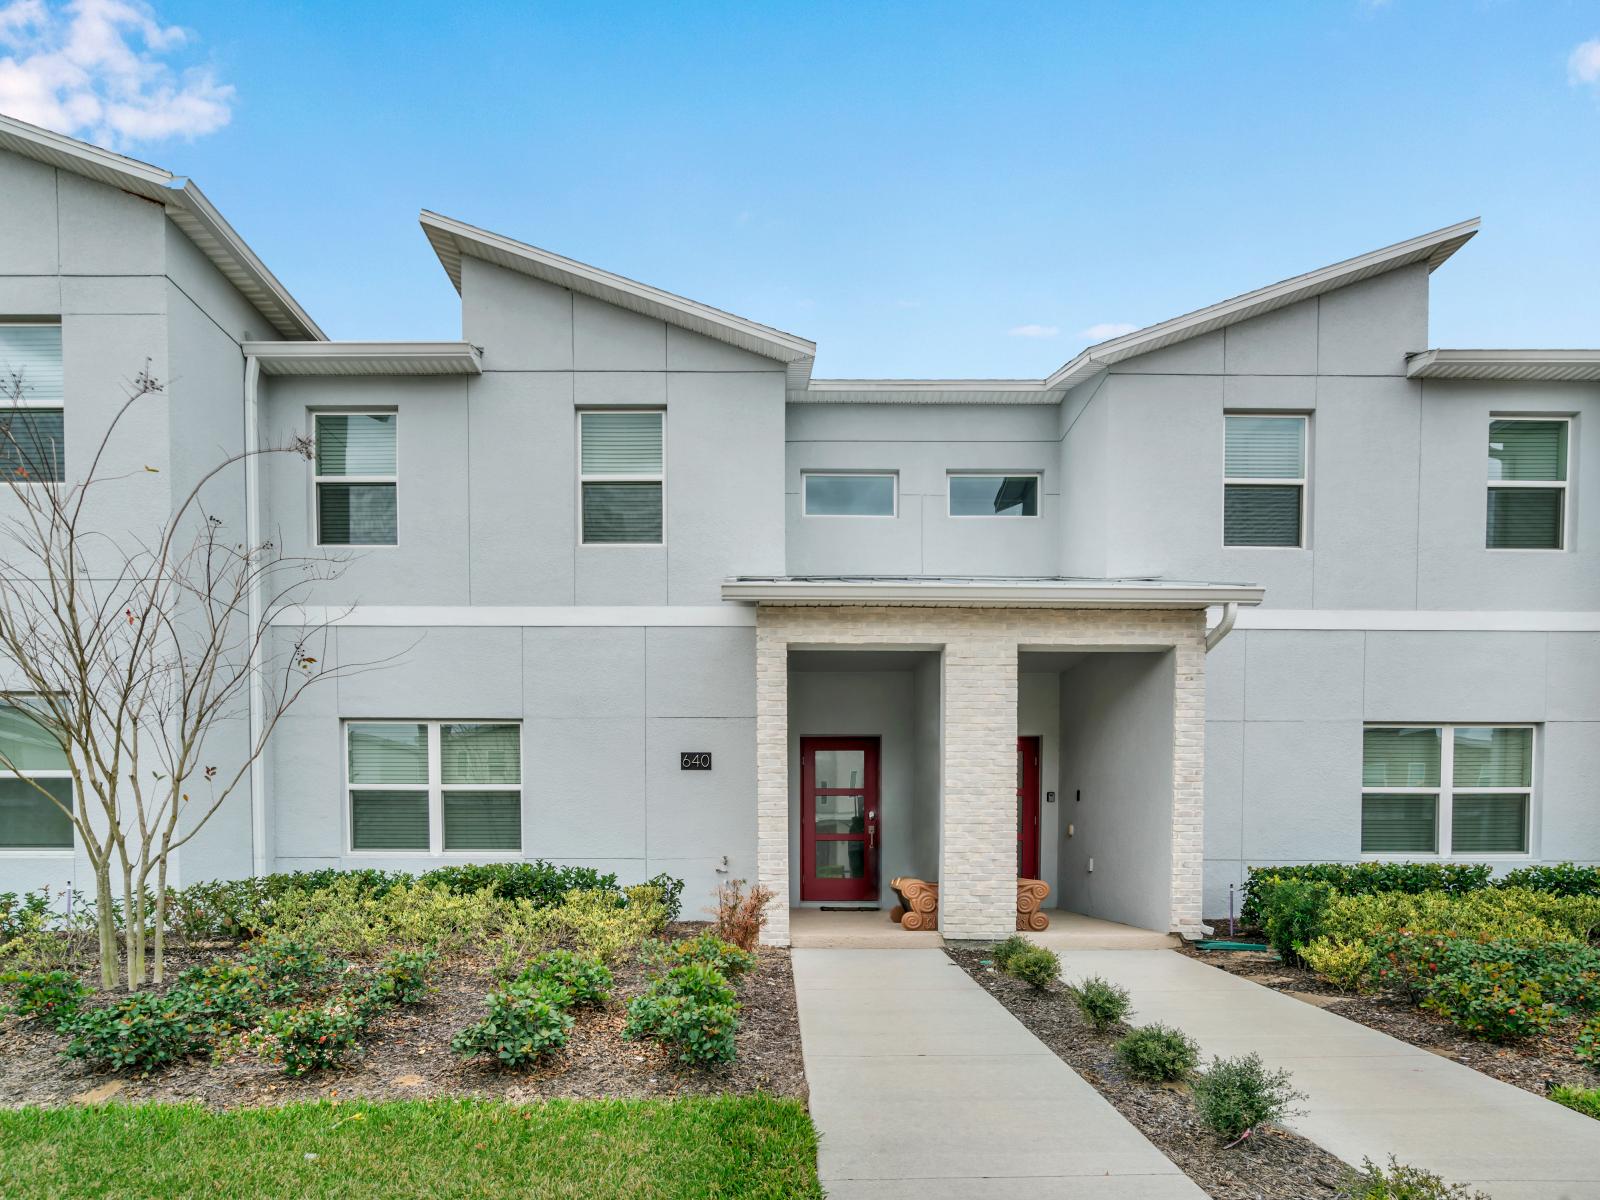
[441,724,520,785]
[1223,486,1301,546]
[1362,727,1440,787]
[1361,793,1437,853]
[1486,489,1561,550]
[1451,794,1528,854]
[1225,416,1303,478]
[350,790,429,850]
[581,411,662,474]
[0,409,64,483]
[1488,420,1566,482]
[0,325,63,405]
[318,482,397,546]
[347,724,427,784]
[1453,727,1531,787]
[0,778,73,848]
[443,791,521,851]
[316,414,396,476]
[582,481,663,543]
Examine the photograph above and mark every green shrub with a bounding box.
[239,938,342,1003]
[0,968,85,1030]
[1551,1084,1600,1121]
[1190,1053,1304,1141]
[377,949,438,1005]
[641,873,686,922]
[1340,1156,1492,1199]
[624,962,740,1065]
[166,871,410,941]
[1301,936,1377,992]
[65,992,208,1073]
[1259,879,1333,966]
[1070,975,1132,1031]
[1421,959,1557,1041]
[0,890,52,943]
[522,949,612,1007]
[419,861,620,907]
[1241,862,1493,922]
[530,888,668,963]
[1499,862,1600,899]
[1577,1015,1600,1068]
[641,932,757,981]
[1322,889,1600,945]
[990,934,1032,970]
[1113,1023,1199,1082]
[1006,945,1061,990]
[260,1002,365,1076]
[451,977,574,1068]
[171,961,268,1032]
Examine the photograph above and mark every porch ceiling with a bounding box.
[723,575,1265,608]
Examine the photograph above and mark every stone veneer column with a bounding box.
[755,620,790,946]
[1169,635,1207,937]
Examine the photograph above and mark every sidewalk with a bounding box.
[791,948,1206,1199]
[1055,949,1600,1200]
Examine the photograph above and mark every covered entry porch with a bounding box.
[724,576,1263,946]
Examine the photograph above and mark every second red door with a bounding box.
[800,737,879,902]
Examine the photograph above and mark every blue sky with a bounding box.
[5,1,1599,375]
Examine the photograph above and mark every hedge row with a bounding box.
[1239,861,1600,923]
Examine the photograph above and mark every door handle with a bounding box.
[867,810,876,849]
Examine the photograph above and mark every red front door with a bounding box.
[1017,736,1041,879]
[800,737,880,902]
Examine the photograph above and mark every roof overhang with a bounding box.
[1406,349,1600,383]
[797,379,1061,405]
[244,341,482,376]
[721,576,1265,608]
[419,210,816,373]
[0,113,323,341]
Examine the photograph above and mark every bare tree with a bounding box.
[0,363,378,989]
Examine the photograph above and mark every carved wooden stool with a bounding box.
[1017,877,1051,931]
[889,877,939,931]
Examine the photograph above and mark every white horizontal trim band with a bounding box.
[269,605,755,628]
[1231,608,1600,632]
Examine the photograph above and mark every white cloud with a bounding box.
[1006,323,1058,338]
[1570,38,1600,88]
[1081,322,1138,340]
[0,0,233,146]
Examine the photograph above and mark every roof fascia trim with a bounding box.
[1406,348,1600,382]
[720,579,1265,608]
[244,341,483,376]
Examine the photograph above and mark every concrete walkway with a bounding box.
[792,948,1206,1198]
[1056,949,1600,1200]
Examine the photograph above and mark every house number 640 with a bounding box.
[680,752,713,770]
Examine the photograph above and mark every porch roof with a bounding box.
[721,575,1265,608]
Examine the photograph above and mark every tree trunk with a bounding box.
[151,854,168,984]
[121,868,143,990]
[94,866,119,991]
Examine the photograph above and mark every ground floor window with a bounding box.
[346,721,521,853]
[0,701,73,849]
[1361,724,1533,856]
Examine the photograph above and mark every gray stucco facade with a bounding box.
[1,116,1594,937]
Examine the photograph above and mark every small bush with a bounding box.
[1191,1053,1304,1141]
[641,873,686,922]
[1551,1084,1600,1121]
[0,890,52,943]
[710,879,774,952]
[1006,945,1061,990]
[377,949,438,1005]
[1259,879,1333,966]
[65,993,208,1073]
[171,961,267,1033]
[0,968,85,1030]
[1421,959,1558,1041]
[1322,889,1600,945]
[521,949,612,1007]
[642,932,757,981]
[1241,862,1494,923]
[1301,936,1377,992]
[1113,1023,1200,1082]
[1499,862,1600,899]
[239,938,341,1003]
[624,962,740,1065]
[451,977,574,1068]
[260,1002,365,1076]
[1340,1155,1492,1199]
[990,934,1032,970]
[1576,1015,1600,1068]
[419,861,620,907]
[1070,975,1132,1032]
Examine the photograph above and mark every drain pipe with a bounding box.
[244,352,267,877]
[1204,601,1238,652]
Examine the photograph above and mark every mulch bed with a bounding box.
[1179,938,1600,1100]
[0,923,806,1110]
[945,945,1350,1200]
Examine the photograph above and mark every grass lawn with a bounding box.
[0,1095,822,1199]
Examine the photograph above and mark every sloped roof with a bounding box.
[419,210,817,372]
[0,113,323,340]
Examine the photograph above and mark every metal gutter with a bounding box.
[1205,602,1239,651]
[721,578,1265,608]
[243,353,267,877]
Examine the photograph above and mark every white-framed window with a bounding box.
[1361,724,1534,857]
[1224,413,1306,547]
[0,322,65,484]
[948,473,1040,517]
[314,412,397,546]
[0,700,74,851]
[345,721,522,854]
[802,471,897,517]
[1487,417,1569,550]
[580,410,664,544]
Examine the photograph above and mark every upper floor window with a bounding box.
[346,720,521,854]
[580,410,663,544]
[1224,414,1305,547]
[803,472,896,517]
[1361,724,1533,857]
[0,323,65,483]
[949,473,1039,517]
[1487,418,1567,550]
[315,412,397,546]
[0,701,73,850]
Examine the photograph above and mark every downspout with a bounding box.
[244,353,266,877]
[1204,601,1238,652]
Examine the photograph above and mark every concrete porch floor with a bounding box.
[788,907,1178,949]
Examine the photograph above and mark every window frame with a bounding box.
[0,695,74,856]
[1222,412,1309,550]
[945,471,1043,519]
[1486,415,1570,553]
[1360,722,1537,861]
[801,470,899,518]
[578,408,666,546]
[0,320,65,486]
[311,409,399,549]
[344,719,523,858]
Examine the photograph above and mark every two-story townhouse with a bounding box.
[1,114,1595,944]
